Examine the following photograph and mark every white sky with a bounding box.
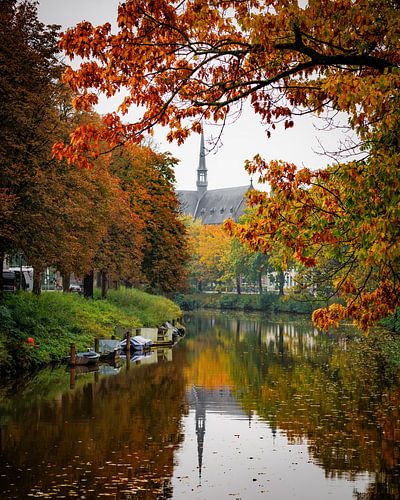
[37,0,348,191]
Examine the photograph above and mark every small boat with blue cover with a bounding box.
[120,335,153,351]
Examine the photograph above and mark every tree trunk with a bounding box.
[101,271,108,299]
[258,272,263,295]
[0,251,5,295]
[32,266,41,295]
[62,272,70,292]
[236,275,241,295]
[197,280,203,292]
[96,271,102,289]
[83,270,94,299]
[278,271,285,296]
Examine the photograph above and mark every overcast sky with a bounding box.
[37,0,346,191]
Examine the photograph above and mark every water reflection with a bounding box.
[0,348,187,499]
[178,312,400,499]
[1,312,400,499]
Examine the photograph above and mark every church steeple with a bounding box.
[196,131,208,193]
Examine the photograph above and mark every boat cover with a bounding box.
[120,335,153,350]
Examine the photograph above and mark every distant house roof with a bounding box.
[176,131,251,224]
[177,185,250,224]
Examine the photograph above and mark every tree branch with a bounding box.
[274,25,395,71]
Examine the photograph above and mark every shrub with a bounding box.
[174,292,322,316]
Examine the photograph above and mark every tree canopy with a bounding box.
[57,0,400,329]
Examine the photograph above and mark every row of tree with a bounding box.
[186,218,286,295]
[0,1,188,296]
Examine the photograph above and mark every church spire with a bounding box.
[196,130,208,193]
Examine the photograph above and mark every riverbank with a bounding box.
[174,292,330,315]
[0,288,181,377]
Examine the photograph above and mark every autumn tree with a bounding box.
[186,219,232,291]
[0,1,95,292]
[187,218,278,294]
[0,0,63,291]
[21,161,113,294]
[225,238,258,295]
[0,0,116,296]
[198,223,230,291]
[245,252,272,295]
[109,145,189,294]
[230,210,277,295]
[92,193,145,298]
[57,0,399,329]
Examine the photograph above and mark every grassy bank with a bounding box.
[0,288,181,376]
[174,292,330,315]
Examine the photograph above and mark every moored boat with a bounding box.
[67,350,100,366]
[97,339,121,362]
[120,335,153,351]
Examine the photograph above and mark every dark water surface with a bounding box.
[1,311,399,499]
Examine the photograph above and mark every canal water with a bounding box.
[0,311,399,499]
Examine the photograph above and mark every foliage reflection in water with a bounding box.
[0,348,186,499]
[175,312,400,499]
[0,311,399,499]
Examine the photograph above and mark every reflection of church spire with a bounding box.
[192,385,206,482]
[196,131,208,193]
[270,417,277,442]
[248,409,253,428]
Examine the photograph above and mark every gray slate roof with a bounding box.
[177,185,250,224]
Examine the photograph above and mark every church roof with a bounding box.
[176,130,251,224]
[177,185,250,224]
[177,190,200,219]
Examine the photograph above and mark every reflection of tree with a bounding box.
[185,312,400,498]
[355,469,400,500]
[0,356,188,499]
[183,342,233,388]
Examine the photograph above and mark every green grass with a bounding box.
[0,288,181,377]
[104,287,181,326]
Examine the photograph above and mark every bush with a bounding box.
[173,292,323,315]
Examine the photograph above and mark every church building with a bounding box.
[176,132,252,224]
[177,132,298,293]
